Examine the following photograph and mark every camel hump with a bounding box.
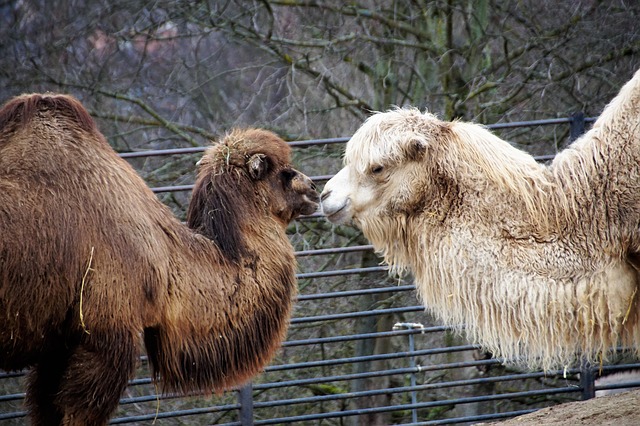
[0,93,96,134]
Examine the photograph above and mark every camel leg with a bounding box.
[26,349,70,426]
[54,330,138,426]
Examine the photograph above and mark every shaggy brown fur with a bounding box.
[321,69,640,371]
[0,93,319,425]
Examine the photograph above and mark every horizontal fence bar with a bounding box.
[593,362,640,372]
[110,403,239,424]
[0,411,27,421]
[487,117,572,129]
[0,371,24,379]
[0,392,24,402]
[283,326,448,347]
[297,284,415,301]
[295,244,374,257]
[597,380,640,392]
[265,345,478,372]
[119,146,205,158]
[254,358,507,391]
[295,265,389,280]
[291,305,425,324]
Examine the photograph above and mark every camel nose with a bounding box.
[293,170,320,202]
[304,174,316,191]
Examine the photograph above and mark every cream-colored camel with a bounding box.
[321,69,640,370]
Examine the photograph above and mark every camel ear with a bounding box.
[407,138,426,161]
[247,153,268,180]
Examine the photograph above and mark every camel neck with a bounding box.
[143,215,298,394]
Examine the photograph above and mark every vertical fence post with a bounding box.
[238,383,254,426]
[580,362,596,400]
[407,330,418,423]
[393,322,424,423]
[570,112,586,142]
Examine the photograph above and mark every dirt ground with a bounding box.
[480,388,640,425]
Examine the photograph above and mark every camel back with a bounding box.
[0,93,96,135]
[0,93,178,363]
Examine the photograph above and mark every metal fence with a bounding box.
[2,115,640,425]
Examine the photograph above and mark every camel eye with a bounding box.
[371,165,384,175]
[281,168,296,183]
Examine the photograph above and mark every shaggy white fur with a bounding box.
[321,69,640,370]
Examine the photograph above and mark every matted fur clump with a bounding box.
[0,93,319,425]
[321,69,640,371]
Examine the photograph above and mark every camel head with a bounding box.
[321,108,448,232]
[189,128,319,238]
[321,107,545,238]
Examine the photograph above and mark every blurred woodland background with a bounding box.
[2,0,640,424]
[2,0,640,151]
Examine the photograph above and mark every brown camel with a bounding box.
[0,93,319,425]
